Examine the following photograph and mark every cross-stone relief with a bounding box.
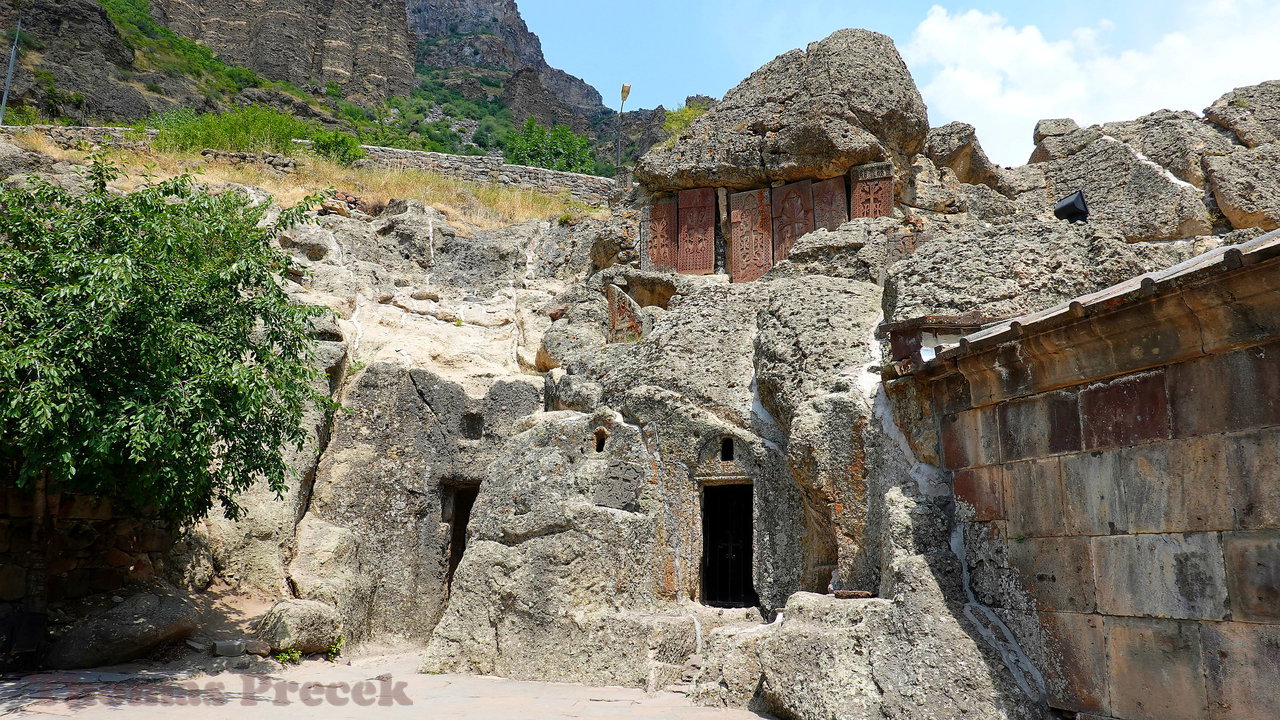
[605,284,643,342]
[729,189,773,283]
[646,198,678,271]
[645,162,893,281]
[771,180,814,263]
[850,161,894,219]
[812,176,849,231]
[677,188,717,274]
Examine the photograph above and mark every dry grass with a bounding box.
[10,132,609,231]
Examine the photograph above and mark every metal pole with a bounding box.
[0,19,21,127]
[614,98,624,171]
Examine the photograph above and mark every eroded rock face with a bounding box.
[883,219,1204,321]
[925,121,1006,189]
[1206,144,1280,231]
[1205,80,1280,147]
[635,29,928,191]
[152,0,414,101]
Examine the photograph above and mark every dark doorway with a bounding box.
[442,484,480,588]
[720,437,735,461]
[701,484,759,607]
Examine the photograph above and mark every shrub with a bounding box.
[662,99,710,137]
[151,105,315,154]
[274,649,303,665]
[503,117,598,174]
[0,153,333,529]
[311,129,365,165]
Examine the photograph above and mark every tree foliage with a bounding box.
[0,155,333,526]
[503,117,597,174]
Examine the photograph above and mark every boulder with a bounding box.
[925,122,1006,189]
[43,593,197,669]
[1033,118,1080,145]
[1205,80,1280,147]
[635,29,928,191]
[255,599,341,654]
[1037,130,1213,241]
[0,136,57,179]
[1205,144,1280,231]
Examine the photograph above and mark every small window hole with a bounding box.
[720,437,735,462]
[594,428,609,453]
[460,412,484,440]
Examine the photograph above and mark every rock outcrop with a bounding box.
[43,594,197,669]
[635,29,929,191]
[152,0,415,101]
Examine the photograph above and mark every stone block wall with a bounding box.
[914,242,1280,720]
[353,144,615,205]
[0,487,173,608]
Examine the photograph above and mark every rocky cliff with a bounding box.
[151,0,415,101]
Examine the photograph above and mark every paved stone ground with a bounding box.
[0,654,771,719]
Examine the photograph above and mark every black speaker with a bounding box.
[1054,189,1089,223]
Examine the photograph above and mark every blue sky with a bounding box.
[521,1,1280,165]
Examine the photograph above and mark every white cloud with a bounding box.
[904,2,1280,166]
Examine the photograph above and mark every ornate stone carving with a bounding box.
[677,188,716,275]
[606,284,642,342]
[729,189,774,283]
[771,180,814,262]
[850,162,894,218]
[812,176,849,231]
[646,198,678,271]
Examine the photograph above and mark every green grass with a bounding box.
[149,105,316,153]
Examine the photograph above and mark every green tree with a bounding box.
[0,155,333,551]
[503,117,598,174]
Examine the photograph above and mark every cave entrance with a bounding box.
[442,483,480,590]
[701,483,759,608]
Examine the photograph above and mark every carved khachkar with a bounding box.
[677,188,716,275]
[849,162,894,219]
[812,176,849,231]
[729,189,773,283]
[647,198,678,271]
[606,284,643,342]
[771,180,814,262]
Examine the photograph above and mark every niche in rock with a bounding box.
[441,482,480,590]
[701,483,759,608]
[460,412,484,440]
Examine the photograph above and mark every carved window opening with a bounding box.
[441,482,480,590]
[594,428,609,453]
[702,483,759,608]
[460,412,484,440]
[720,437,735,462]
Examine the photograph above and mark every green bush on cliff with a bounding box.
[662,99,710,137]
[98,0,266,96]
[0,153,333,526]
[504,117,597,174]
[151,105,316,154]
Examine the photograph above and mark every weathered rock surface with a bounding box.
[43,593,197,669]
[1205,144,1280,231]
[883,218,1205,321]
[152,0,415,101]
[925,121,1006,189]
[1099,110,1236,188]
[1205,80,1280,147]
[635,29,928,191]
[255,599,341,653]
[1037,131,1213,241]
